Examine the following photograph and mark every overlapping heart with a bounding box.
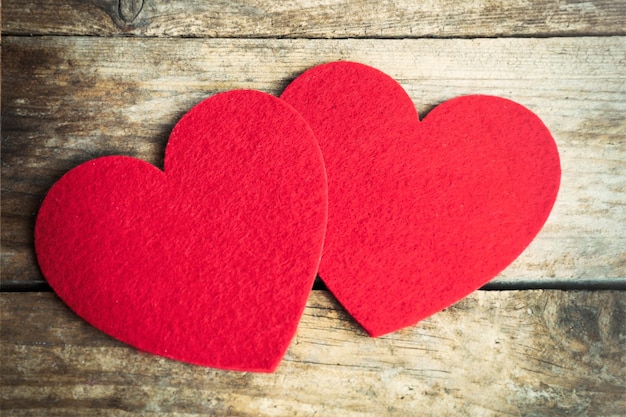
[35,62,560,372]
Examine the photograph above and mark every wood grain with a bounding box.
[1,291,624,416]
[2,36,625,286]
[2,1,624,415]
[2,0,626,38]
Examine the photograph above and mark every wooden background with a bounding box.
[2,1,625,415]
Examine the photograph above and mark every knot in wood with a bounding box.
[118,0,144,24]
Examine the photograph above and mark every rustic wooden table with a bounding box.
[2,1,625,416]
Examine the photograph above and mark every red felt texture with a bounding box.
[281,62,561,337]
[35,90,328,372]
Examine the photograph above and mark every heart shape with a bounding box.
[281,62,560,336]
[35,90,328,372]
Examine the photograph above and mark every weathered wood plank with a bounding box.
[2,36,625,286]
[3,0,626,38]
[1,291,624,416]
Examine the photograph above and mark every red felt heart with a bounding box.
[35,90,328,372]
[281,62,560,336]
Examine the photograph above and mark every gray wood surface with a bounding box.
[3,36,625,286]
[2,291,625,417]
[2,1,625,415]
[3,0,626,38]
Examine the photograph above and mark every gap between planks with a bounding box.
[4,33,626,40]
[2,279,626,292]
